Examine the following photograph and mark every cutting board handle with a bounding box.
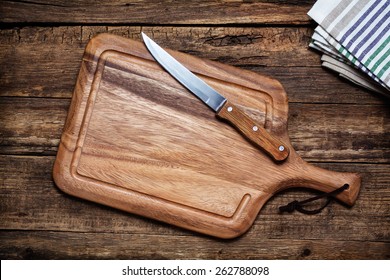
[283,159,361,206]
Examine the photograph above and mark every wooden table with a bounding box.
[1,0,389,259]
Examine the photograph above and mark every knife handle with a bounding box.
[217,100,289,161]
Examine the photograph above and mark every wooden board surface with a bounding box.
[0,0,313,25]
[53,34,360,238]
[0,0,389,258]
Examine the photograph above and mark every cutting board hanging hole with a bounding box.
[279,184,350,215]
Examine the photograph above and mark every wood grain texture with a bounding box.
[0,0,314,25]
[217,100,290,161]
[1,231,389,260]
[1,26,387,104]
[1,155,389,259]
[51,34,361,238]
[1,98,389,161]
[1,156,388,241]
[0,0,389,259]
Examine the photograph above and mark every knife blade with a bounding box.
[142,32,289,161]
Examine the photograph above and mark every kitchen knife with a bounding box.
[142,32,289,162]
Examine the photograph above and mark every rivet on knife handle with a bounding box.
[217,101,289,161]
[142,32,289,162]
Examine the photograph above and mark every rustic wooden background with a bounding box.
[0,0,389,259]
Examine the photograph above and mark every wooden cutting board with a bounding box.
[53,33,361,238]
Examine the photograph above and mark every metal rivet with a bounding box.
[227,106,233,112]
[278,145,285,152]
[252,126,258,132]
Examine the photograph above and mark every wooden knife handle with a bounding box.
[217,100,289,161]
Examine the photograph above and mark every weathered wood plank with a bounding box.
[0,98,68,155]
[1,26,386,103]
[0,26,317,69]
[0,231,388,260]
[1,97,388,161]
[0,0,314,25]
[1,155,389,243]
[288,104,390,163]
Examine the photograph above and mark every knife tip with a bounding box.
[141,32,148,40]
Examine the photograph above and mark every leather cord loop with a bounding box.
[279,184,350,215]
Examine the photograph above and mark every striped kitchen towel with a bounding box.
[308,0,390,96]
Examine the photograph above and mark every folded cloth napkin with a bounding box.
[308,0,390,96]
[321,54,390,95]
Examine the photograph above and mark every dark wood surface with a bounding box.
[0,0,389,259]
